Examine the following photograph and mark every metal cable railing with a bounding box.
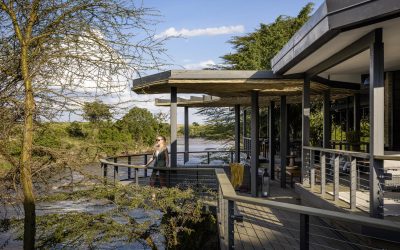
[302,147,375,212]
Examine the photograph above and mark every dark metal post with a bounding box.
[103,164,108,184]
[235,104,241,163]
[346,97,350,150]
[280,96,288,188]
[135,168,139,185]
[300,214,310,250]
[251,90,260,196]
[323,91,331,148]
[369,28,384,218]
[269,101,275,180]
[354,94,361,151]
[184,106,189,163]
[170,87,178,168]
[302,77,311,183]
[243,109,247,141]
[228,200,235,250]
[144,154,148,177]
[113,157,118,184]
[128,156,132,179]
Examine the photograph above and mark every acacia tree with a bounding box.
[83,101,112,124]
[0,1,166,249]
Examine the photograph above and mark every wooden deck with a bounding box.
[233,180,359,250]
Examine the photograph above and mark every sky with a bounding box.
[65,0,325,124]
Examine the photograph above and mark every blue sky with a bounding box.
[132,0,324,124]
[147,0,324,70]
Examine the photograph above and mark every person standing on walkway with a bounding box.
[146,135,169,187]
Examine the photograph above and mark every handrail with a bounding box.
[374,154,400,161]
[100,158,229,170]
[104,149,251,161]
[215,168,236,197]
[222,194,400,232]
[99,159,147,169]
[213,172,400,233]
[303,146,370,158]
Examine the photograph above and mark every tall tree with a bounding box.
[221,3,313,70]
[198,3,314,137]
[83,101,112,124]
[0,1,166,248]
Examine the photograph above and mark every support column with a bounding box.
[251,91,260,196]
[170,87,177,167]
[243,109,247,142]
[235,104,241,163]
[354,94,361,151]
[269,101,275,180]
[323,91,331,148]
[280,96,288,188]
[346,97,350,134]
[369,28,384,218]
[184,106,189,163]
[302,77,311,183]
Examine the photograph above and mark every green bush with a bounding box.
[66,122,86,138]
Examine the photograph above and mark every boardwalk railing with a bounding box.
[100,151,400,250]
[302,146,400,214]
[302,146,372,211]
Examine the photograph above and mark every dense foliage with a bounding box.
[82,101,113,124]
[221,3,314,70]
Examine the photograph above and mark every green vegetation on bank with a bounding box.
[0,105,169,177]
[178,122,233,140]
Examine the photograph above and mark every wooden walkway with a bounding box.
[233,180,356,250]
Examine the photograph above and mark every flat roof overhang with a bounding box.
[272,0,400,76]
[154,93,352,108]
[132,70,359,104]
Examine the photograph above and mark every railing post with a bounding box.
[228,200,235,250]
[310,150,315,190]
[300,213,309,250]
[114,157,118,184]
[350,157,357,210]
[128,156,132,179]
[207,152,210,164]
[103,163,108,184]
[230,151,234,163]
[321,152,326,198]
[144,154,148,177]
[334,154,340,202]
[135,168,139,186]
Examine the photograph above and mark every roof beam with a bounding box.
[311,76,360,90]
[306,30,377,77]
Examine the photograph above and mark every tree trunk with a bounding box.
[20,45,36,250]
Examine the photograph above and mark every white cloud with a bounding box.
[155,25,245,39]
[183,60,216,70]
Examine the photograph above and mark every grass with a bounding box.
[0,158,13,177]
